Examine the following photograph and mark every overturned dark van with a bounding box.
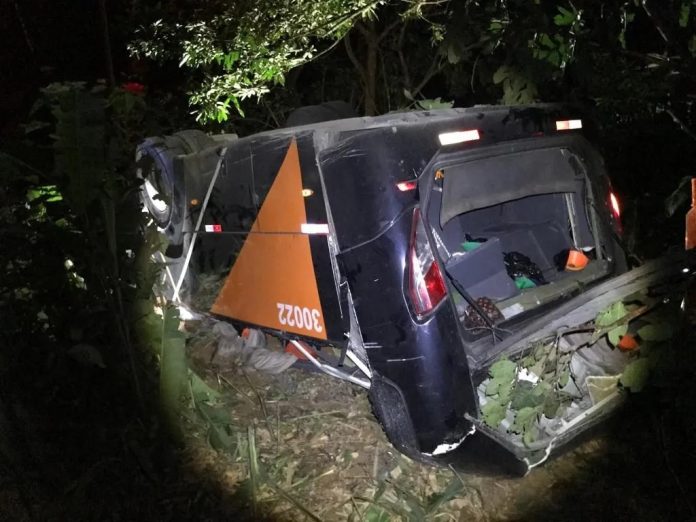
[137,105,683,474]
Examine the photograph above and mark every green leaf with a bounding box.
[498,379,514,404]
[690,35,696,56]
[481,400,507,428]
[189,371,222,403]
[608,325,628,346]
[553,6,576,26]
[160,306,187,436]
[424,477,464,514]
[543,394,561,418]
[539,33,555,49]
[489,358,516,381]
[208,424,235,451]
[637,323,673,342]
[510,381,546,410]
[364,506,390,522]
[558,369,570,388]
[417,98,454,110]
[492,65,509,85]
[511,406,537,434]
[620,358,651,392]
[680,2,691,28]
[447,44,459,64]
[595,301,628,327]
[523,426,538,446]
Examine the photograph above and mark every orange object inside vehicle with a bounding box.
[565,249,589,271]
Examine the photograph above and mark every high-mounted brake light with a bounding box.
[556,119,582,131]
[205,224,222,232]
[438,129,480,146]
[396,180,418,192]
[301,223,329,235]
[408,208,447,316]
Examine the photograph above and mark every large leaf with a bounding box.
[44,84,107,215]
[489,358,516,381]
[485,358,517,400]
[425,477,464,514]
[637,323,673,342]
[595,301,628,327]
[620,358,651,392]
[608,325,628,347]
[481,400,507,428]
[160,306,187,434]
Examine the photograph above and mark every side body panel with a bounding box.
[337,212,478,452]
[320,107,602,454]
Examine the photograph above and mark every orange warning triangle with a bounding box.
[211,140,327,340]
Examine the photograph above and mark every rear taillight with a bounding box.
[408,208,447,316]
[609,192,620,219]
[608,190,623,234]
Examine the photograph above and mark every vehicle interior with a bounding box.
[427,147,613,334]
[426,146,643,451]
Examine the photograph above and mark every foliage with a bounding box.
[481,290,680,445]
[129,0,384,122]
[0,82,182,436]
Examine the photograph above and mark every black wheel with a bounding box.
[285,101,357,127]
[136,131,217,248]
[137,130,216,302]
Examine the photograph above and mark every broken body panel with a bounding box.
[146,105,676,472]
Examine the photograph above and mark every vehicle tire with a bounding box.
[137,130,216,302]
[173,129,217,154]
[285,101,357,127]
[136,130,216,249]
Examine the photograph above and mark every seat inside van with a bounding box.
[428,147,611,326]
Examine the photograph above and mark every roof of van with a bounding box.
[242,103,568,141]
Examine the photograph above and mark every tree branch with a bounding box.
[344,32,368,89]
[397,22,412,94]
[663,106,696,143]
[641,0,669,46]
[377,19,402,44]
[411,57,446,99]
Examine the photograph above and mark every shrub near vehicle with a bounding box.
[138,105,684,473]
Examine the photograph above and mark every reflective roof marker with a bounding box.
[301,223,329,235]
[396,180,418,191]
[556,119,582,131]
[438,129,480,146]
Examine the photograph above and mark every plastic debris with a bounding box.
[504,251,547,285]
[214,323,297,374]
[514,276,537,289]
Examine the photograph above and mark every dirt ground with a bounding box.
[181,323,696,522]
[2,317,693,522]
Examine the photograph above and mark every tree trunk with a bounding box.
[363,21,378,116]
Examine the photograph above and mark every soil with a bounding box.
[175,322,696,521]
[1,319,694,521]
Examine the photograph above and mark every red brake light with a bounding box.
[408,209,447,316]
